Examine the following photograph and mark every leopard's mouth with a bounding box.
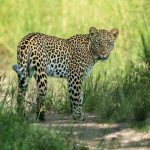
[98,56,109,61]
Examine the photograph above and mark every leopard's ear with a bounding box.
[110,28,119,39]
[89,27,98,37]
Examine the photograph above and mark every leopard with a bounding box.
[12,27,119,121]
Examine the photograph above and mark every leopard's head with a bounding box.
[89,27,119,61]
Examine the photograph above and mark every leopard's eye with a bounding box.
[97,41,101,46]
[107,41,111,45]
[107,42,114,50]
[95,41,100,46]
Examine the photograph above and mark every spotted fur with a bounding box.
[13,27,119,120]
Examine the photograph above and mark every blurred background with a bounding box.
[0,0,149,74]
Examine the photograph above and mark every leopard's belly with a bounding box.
[46,62,68,78]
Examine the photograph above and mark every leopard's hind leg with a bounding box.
[12,64,30,119]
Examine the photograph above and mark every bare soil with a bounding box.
[34,113,150,150]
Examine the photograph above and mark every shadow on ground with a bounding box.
[30,113,150,150]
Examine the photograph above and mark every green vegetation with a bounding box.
[0,0,150,149]
[0,112,70,150]
[84,66,150,123]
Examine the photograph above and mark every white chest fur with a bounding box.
[84,64,94,78]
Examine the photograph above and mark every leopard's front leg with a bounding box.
[68,74,86,121]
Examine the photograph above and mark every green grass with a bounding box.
[83,66,150,123]
[0,113,67,150]
[0,112,71,150]
[0,72,150,149]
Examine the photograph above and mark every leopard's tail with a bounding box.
[12,42,31,79]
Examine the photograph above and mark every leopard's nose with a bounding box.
[101,51,107,55]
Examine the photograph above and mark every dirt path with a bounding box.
[35,113,150,150]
